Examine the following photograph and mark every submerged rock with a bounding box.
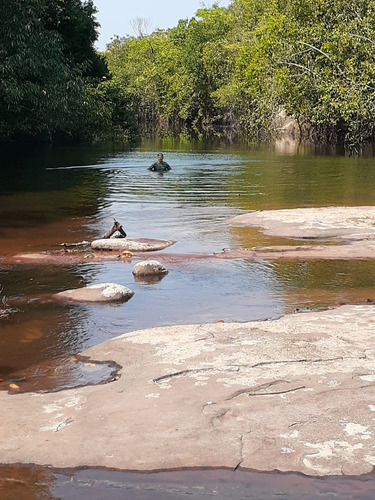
[132,260,169,277]
[54,283,134,303]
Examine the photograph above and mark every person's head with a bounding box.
[157,153,164,163]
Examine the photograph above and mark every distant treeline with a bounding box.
[2,1,375,147]
[106,0,375,147]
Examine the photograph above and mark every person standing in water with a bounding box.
[148,153,171,172]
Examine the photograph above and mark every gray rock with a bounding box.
[226,206,375,260]
[132,260,169,277]
[55,283,134,303]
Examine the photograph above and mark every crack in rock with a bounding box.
[153,365,241,384]
[210,408,231,428]
[226,384,306,401]
[54,417,74,432]
[226,380,289,400]
[234,434,245,470]
[251,355,366,368]
[192,332,215,342]
[289,418,317,428]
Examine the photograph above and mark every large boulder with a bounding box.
[54,283,134,303]
[91,238,175,252]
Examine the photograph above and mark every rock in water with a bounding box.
[91,238,175,252]
[55,283,134,303]
[132,260,169,277]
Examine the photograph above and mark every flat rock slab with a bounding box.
[227,206,375,260]
[1,305,375,476]
[91,238,175,252]
[54,283,134,302]
[228,206,375,240]
[214,242,375,260]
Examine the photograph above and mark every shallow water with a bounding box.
[2,139,375,496]
[2,140,375,390]
[1,465,375,499]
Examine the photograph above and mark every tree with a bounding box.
[103,0,375,146]
[44,0,109,80]
[0,0,116,143]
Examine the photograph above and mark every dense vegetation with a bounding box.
[105,0,375,147]
[2,0,375,146]
[0,0,136,143]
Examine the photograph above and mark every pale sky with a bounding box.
[94,0,231,51]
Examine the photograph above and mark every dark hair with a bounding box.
[157,153,163,157]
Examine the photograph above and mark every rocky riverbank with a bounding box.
[1,304,375,476]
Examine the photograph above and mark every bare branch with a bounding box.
[131,17,151,39]
[278,61,319,80]
[350,33,375,46]
[298,41,333,62]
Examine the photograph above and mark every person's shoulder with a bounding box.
[163,162,171,169]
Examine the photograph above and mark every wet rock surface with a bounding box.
[0,356,121,395]
[9,206,375,265]
[1,304,375,476]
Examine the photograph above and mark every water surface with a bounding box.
[2,139,375,497]
[1,140,375,389]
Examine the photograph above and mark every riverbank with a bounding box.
[1,304,375,476]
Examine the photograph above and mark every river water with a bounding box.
[1,138,375,497]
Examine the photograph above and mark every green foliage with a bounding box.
[3,0,375,146]
[0,0,134,143]
[104,0,375,146]
[1,0,80,141]
[106,5,233,134]
[44,0,109,80]
[87,81,139,140]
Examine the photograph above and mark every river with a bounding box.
[1,138,375,498]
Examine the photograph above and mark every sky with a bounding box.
[94,0,231,51]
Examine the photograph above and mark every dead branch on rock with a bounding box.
[58,241,90,248]
[102,219,127,239]
[0,284,16,319]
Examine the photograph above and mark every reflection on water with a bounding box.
[1,465,375,499]
[0,465,53,500]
